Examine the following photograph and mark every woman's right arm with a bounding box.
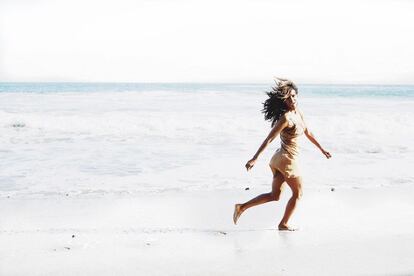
[245,115,288,171]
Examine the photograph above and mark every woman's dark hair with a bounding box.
[262,78,298,127]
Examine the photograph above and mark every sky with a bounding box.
[1,0,414,83]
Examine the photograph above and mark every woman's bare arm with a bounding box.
[245,116,288,171]
[300,110,331,159]
[304,128,331,158]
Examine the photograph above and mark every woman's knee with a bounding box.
[271,190,281,201]
[285,177,303,200]
[292,190,303,200]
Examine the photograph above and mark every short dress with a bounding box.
[269,112,306,178]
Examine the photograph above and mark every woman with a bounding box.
[233,78,331,231]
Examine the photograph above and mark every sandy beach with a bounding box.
[2,186,414,276]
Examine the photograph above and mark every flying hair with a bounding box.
[262,77,298,127]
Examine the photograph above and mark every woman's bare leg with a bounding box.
[278,176,303,231]
[233,170,285,224]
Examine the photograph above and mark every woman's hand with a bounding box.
[321,149,332,159]
[245,158,257,171]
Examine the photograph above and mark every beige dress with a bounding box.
[269,111,306,178]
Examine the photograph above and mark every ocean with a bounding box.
[1,83,413,198]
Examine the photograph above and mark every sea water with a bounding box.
[0,83,413,198]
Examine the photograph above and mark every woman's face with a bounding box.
[284,89,298,110]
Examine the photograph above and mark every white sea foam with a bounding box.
[0,88,413,197]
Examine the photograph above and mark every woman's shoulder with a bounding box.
[279,112,291,122]
[284,110,301,119]
[281,112,295,128]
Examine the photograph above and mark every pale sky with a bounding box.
[1,0,413,83]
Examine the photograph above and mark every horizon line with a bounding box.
[1,81,414,86]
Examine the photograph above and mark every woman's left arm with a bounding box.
[300,111,332,159]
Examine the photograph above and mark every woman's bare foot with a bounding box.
[278,223,298,231]
[233,204,244,225]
